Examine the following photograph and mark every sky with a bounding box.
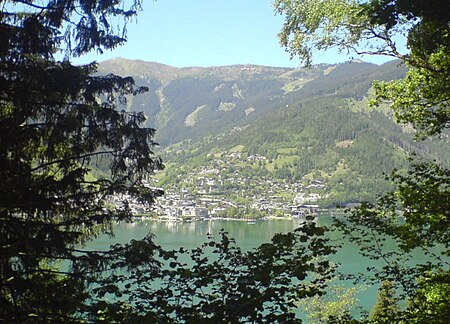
[75,0,395,68]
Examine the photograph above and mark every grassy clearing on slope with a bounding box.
[266,155,300,171]
[230,145,245,152]
[185,105,207,127]
[282,78,311,93]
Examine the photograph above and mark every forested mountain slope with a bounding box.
[98,58,448,206]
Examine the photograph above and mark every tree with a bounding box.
[275,0,449,322]
[0,1,163,321]
[369,281,400,323]
[337,160,450,322]
[274,0,449,137]
[298,280,365,323]
[89,223,338,323]
[0,1,342,322]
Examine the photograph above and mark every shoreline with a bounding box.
[131,209,346,223]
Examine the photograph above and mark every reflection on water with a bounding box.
[92,218,309,252]
[87,215,445,315]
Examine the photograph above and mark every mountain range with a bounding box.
[98,58,448,206]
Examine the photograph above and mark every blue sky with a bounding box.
[75,0,394,68]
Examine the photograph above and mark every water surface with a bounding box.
[89,215,443,317]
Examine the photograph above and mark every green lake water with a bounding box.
[89,215,388,315]
[84,211,450,324]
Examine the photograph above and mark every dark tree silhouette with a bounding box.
[0,1,163,321]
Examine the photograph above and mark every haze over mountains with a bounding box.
[98,58,448,206]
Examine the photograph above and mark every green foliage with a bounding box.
[298,281,365,323]
[2,0,448,322]
[275,1,449,323]
[345,160,449,254]
[275,1,449,322]
[334,160,450,322]
[274,0,367,66]
[214,206,268,219]
[369,281,400,323]
[275,0,450,137]
[0,1,163,321]
[368,1,450,137]
[404,272,450,323]
[373,56,450,138]
[89,221,338,323]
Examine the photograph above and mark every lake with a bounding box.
[89,215,386,317]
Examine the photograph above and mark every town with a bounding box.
[118,149,329,221]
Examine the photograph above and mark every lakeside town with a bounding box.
[112,150,334,221]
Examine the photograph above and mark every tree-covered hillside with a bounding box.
[98,58,448,207]
[161,96,447,206]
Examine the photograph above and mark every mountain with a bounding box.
[97,58,448,208]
